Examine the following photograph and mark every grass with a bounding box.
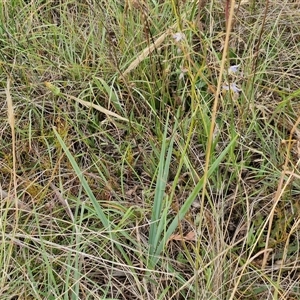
[1,0,300,299]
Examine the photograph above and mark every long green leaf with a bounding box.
[148,113,178,256]
[53,127,110,229]
[154,135,238,261]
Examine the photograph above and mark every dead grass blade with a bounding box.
[49,183,74,222]
[64,93,129,122]
[6,78,14,129]
[0,187,31,212]
[262,114,300,269]
[5,77,19,211]
[119,29,170,78]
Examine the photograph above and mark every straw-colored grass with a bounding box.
[0,0,300,299]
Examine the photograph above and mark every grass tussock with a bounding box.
[0,0,300,299]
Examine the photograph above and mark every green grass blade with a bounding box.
[148,113,178,257]
[53,127,110,229]
[154,134,238,261]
